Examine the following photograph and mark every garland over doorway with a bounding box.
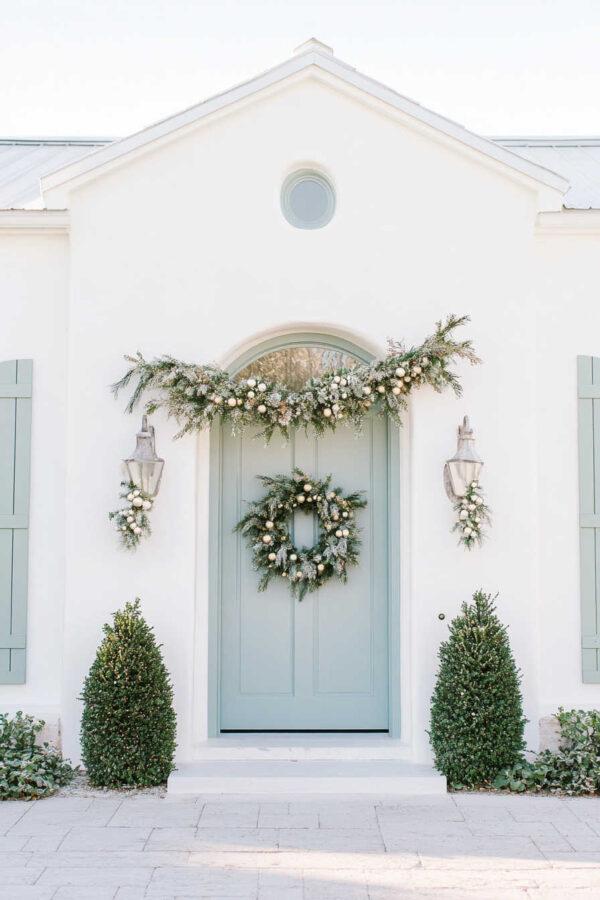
[113,315,479,440]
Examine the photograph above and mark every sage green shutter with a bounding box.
[0,360,32,683]
[578,355,600,682]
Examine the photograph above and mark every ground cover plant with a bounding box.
[494,708,600,794]
[0,712,75,800]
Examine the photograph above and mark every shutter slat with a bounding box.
[578,355,600,682]
[0,359,32,684]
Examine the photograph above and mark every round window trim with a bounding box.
[281,170,335,230]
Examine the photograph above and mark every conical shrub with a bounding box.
[429,590,525,787]
[80,599,176,787]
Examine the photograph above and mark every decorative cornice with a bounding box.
[0,210,69,234]
[535,210,600,235]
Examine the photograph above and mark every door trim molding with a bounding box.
[207,331,401,737]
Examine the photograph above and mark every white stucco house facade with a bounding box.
[2,40,600,791]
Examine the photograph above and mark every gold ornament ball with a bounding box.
[392,386,401,395]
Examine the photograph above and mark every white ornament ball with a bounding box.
[332,403,340,414]
[471,481,478,488]
[262,534,272,544]
[290,553,298,562]
[327,492,335,500]
[404,375,411,383]
[341,392,348,399]
[133,490,140,497]
[132,497,144,507]
[332,513,339,521]
[468,503,476,511]
[246,378,257,388]
[258,382,267,392]
[340,377,347,386]
[227,397,237,407]
[129,522,137,531]
[421,357,429,366]
[413,365,422,375]
[265,520,274,529]
[377,385,385,394]
[395,367,405,377]
[134,526,142,535]
[142,500,152,510]
[363,385,372,395]
[464,527,472,536]
[282,572,288,578]
[237,398,243,406]
[304,483,312,492]
[392,386,401,395]
[247,390,255,399]
[459,509,468,520]
[317,563,325,573]
[475,496,484,506]
[127,492,134,501]
[333,375,341,384]
[121,524,127,531]
[335,529,343,537]
[268,552,277,561]
[342,528,350,537]
[342,511,348,518]
[296,494,305,503]
[214,395,223,404]
[323,408,332,417]
[257,404,267,413]
[127,516,134,523]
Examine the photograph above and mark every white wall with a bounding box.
[0,233,68,730]
[5,72,600,765]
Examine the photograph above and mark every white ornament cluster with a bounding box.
[453,481,491,549]
[109,482,154,550]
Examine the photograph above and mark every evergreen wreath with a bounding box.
[109,481,154,549]
[235,468,367,600]
[112,315,479,441]
[452,480,491,549]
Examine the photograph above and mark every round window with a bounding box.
[281,171,335,229]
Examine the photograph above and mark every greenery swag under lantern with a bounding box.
[80,599,176,787]
[452,481,491,549]
[109,481,154,549]
[112,315,479,440]
[235,468,366,599]
[429,590,525,788]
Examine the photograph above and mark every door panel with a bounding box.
[218,416,390,730]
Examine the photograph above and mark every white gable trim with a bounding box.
[41,47,569,202]
[0,209,69,233]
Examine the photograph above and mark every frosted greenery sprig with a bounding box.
[235,468,366,600]
[109,481,154,550]
[112,314,479,441]
[453,481,491,549]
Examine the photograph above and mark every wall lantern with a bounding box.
[125,415,165,498]
[444,416,483,501]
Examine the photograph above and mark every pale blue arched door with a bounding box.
[212,337,391,732]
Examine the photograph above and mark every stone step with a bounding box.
[167,759,447,795]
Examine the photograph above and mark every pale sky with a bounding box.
[2,0,599,139]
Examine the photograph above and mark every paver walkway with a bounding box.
[1,791,600,898]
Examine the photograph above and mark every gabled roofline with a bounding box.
[40,44,570,199]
